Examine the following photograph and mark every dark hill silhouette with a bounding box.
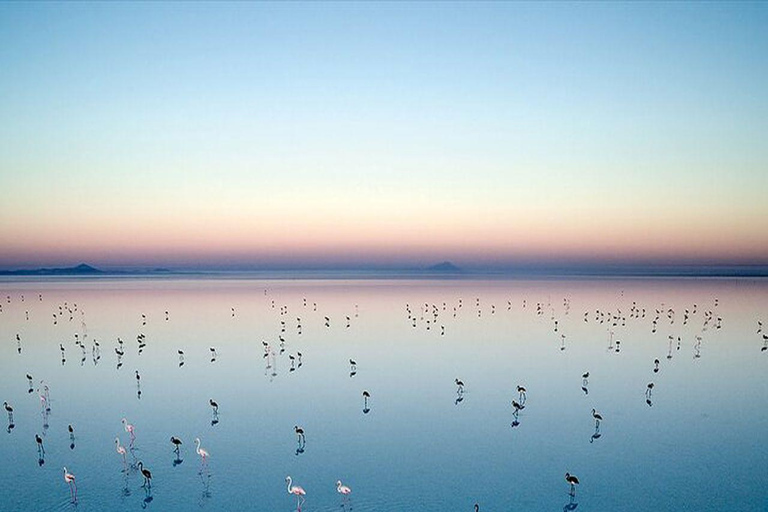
[0,263,104,276]
[426,261,462,273]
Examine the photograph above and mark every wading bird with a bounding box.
[122,418,135,441]
[195,438,209,465]
[286,476,306,509]
[336,480,351,501]
[565,472,579,496]
[115,437,126,465]
[63,467,77,501]
[137,461,152,487]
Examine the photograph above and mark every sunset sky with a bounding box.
[1,3,766,270]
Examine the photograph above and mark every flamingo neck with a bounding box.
[286,477,292,492]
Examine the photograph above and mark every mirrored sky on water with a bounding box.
[0,277,766,511]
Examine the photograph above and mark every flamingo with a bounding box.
[35,433,44,453]
[195,438,209,465]
[37,391,48,411]
[209,399,219,413]
[517,385,527,402]
[63,467,77,501]
[286,476,306,509]
[137,461,152,487]
[121,418,135,441]
[336,480,351,501]
[294,426,305,444]
[565,472,579,495]
[115,437,127,465]
[591,408,603,426]
[170,436,183,452]
[455,378,465,393]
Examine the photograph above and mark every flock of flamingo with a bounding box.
[1,286,765,511]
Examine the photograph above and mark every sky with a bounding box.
[0,2,767,270]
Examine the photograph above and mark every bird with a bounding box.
[35,433,44,452]
[135,370,140,382]
[511,400,524,414]
[474,504,479,512]
[516,385,527,401]
[349,359,357,369]
[3,401,12,414]
[63,467,77,501]
[137,461,152,487]
[455,378,465,393]
[115,437,127,464]
[565,472,579,495]
[294,426,306,443]
[209,399,219,413]
[286,476,306,509]
[170,436,183,451]
[121,418,135,440]
[582,371,589,380]
[591,408,603,426]
[336,480,352,499]
[646,382,655,394]
[195,438,209,464]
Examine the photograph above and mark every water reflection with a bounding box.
[590,424,602,443]
[199,470,212,504]
[0,277,767,511]
[141,486,153,509]
[563,493,578,511]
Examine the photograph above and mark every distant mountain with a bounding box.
[426,261,462,273]
[0,263,104,276]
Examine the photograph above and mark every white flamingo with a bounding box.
[336,480,351,502]
[121,418,135,442]
[115,437,127,466]
[195,437,209,466]
[63,467,77,502]
[286,476,306,510]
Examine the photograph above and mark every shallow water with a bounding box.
[0,277,766,511]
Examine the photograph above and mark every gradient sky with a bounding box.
[1,2,767,270]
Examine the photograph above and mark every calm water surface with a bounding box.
[0,277,766,511]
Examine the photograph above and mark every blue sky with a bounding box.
[0,3,766,269]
